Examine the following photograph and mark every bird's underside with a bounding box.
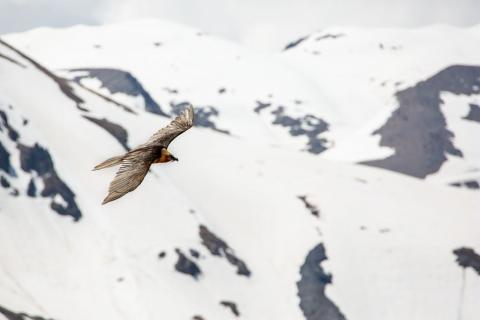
[93,105,194,204]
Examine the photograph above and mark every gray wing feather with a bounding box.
[102,147,158,204]
[144,105,194,147]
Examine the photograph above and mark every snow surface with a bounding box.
[0,20,479,320]
[6,20,480,183]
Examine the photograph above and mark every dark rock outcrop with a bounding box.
[450,180,480,190]
[220,301,240,317]
[271,106,329,154]
[0,109,20,141]
[464,180,480,189]
[174,248,202,279]
[453,247,480,275]
[0,174,10,188]
[363,65,480,178]
[74,81,136,114]
[315,34,345,41]
[284,36,309,50]
[0,304,54,320]
[463,104,480,123]
[163,87,178,94]
[70,68,167,116]
[9,188,19,197]
[27,178,36,197]
[18,143,82,221]
[0,51,26,68]
[297,195,320,217]
[0,141,13,175]
[83,116,129,151]
[190,249,200,259]
[199,225,251,277]
[297,244,346,320]
[253,100,271,114]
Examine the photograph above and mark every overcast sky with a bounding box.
[1,0,480,50]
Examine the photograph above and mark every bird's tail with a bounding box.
[93,155,124,171]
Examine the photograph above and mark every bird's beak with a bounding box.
[171,156,178,162]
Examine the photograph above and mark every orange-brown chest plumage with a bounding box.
[154,148,173,163]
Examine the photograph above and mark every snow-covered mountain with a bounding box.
[0,20,479,320]
[279,26,480,187]
[5,20,480,188]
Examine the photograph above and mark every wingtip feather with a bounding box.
[187,104,194,124]
[102,194,114,205]
[93,155,124,171]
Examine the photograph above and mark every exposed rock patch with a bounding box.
[9,188,19,197]
[0,304,54,320]
[0,141,13,175]
[18,143,82,221]
[190,249,200,258]
[199,225,251,277]
[450,180,480,190]
[363,65,480,178]
[271,106,329,154]
[253,101,271,114]
[297,243,346,320]
[163,87,178,94]
[74,81,136,114]
[0,109,20,141]
[0,108,81,219]
[27,178,36,197]
[220,301,240,317]
[297,195,320,217]
[174,248,202,279]
[0,52,26,68]
[70,68,167,116]
[464,180,480,189]
[463,103,480,123]
[284,36,309,50]
[83,115,129,151]
[315,33,345,41]
[0,174,10,188]
[453,247,480,275]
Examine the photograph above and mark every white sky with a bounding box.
[1,0,480,50]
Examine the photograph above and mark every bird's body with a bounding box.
[94,105,194,204]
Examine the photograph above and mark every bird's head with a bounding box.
[158,148,178,163]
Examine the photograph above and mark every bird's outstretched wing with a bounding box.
[144,105,194,147]
[102,146,160,204]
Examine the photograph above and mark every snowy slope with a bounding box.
[279,26,480,185]
[0,20,479,320]
[6,21,480,187]
[4,20,337,154]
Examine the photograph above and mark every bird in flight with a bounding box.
[94,105,194,204]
